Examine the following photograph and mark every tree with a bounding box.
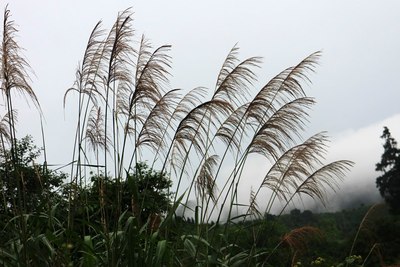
[376,127,400,214]
[0,135,66,215]
[88,162,172,226]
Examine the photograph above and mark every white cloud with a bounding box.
[319,113,400,211]
[230,113,400,216]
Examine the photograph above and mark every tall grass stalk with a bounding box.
[0,7,357,266]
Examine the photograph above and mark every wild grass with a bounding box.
[0,6,360,266]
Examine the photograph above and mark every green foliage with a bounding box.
[376,126,400,214]
[0,135,66,215]
[339,255,363,266]
[88,162,172,225]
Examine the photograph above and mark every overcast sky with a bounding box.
[4,1,400,211]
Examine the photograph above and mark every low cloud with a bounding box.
[318,113,400,211]
[234,113,400,215]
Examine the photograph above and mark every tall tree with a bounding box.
[376,126,400,214]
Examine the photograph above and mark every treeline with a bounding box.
[177,205,400,266]
[277,206,399,266]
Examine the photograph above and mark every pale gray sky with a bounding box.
[4,1,400,211]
